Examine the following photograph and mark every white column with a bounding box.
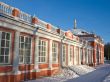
[68,44,70,66]
[13,31,20,74]
[49,40,52,69]
[78,47,81,65]
[74,46,76,65]
[60,39,63,67]
[34,36,39,71]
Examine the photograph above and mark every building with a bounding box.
[73,20,104,66]
[0,2,104,82]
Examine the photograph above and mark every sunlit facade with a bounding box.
[0,2,104,82]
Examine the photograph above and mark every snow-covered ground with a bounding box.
[69,65,95,75]
[24,65,95,82]
[67,64,110,82]
[103,62,110,82]
[103,74,110,82]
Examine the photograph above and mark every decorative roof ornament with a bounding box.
[74,19,77,29]
[33,14,36,17]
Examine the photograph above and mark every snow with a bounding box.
[103,75,110,82]
[26,68,79,82]
[69,65,95,75]
[25,65,95,82]
[24,64,110,82]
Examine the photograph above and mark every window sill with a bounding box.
[0,64,12,66]
[19,63,34,65]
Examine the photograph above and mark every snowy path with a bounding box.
[66,64,110,82]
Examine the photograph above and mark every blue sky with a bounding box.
[1,0,110,43]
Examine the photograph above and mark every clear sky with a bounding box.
[1,0,110,43]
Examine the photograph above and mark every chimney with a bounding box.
[12,8,20,17]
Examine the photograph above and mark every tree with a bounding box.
[104,42,110,60]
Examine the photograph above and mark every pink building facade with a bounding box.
[0,2,104,82]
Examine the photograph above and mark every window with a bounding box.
[19,36,32,64]
[0,32,11,64]
[70,47,73,61]
[52,42,58,63]
[38,39,47,63]
[62,45,66,62]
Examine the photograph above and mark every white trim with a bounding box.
[19,35,32,64]
[34,36,39,70]
[39,67,59,71]
[52,42,58,63]
[49,39,52,69]
[62,44,67,66]
[0,71,21,76]
[38,39,48,63]
[13,31,20,73]
[0,31,11,64]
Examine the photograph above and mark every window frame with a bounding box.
[0,31,11,64]
[62,44,66,62]
[52,42,58,63]
[38,39,48,63]
[19,35,32,64]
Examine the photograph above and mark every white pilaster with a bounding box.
[74,46,76,65]
[60,39,63,67]
[78,47,81,65]
[13,31,20,74]
[34,36,39,71]
[68,44,70,66]
[49,39,52,69]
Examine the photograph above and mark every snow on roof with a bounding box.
[72,28,90,35]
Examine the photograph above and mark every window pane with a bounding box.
[25,43,28,48]
[25,37,28,43]
[1,48,5,55]
[5,48,9,55]
[1,40,5,47]
[43,57,45,62]
[5,56,8,63]
[41,57,43,62]
[26,50,30,56]
[6,33,10,40]
[20,55,23,63]
[21,43,24,48]
[39,57,40,62]
[27,44,31,49]
[2,32,5,39]
[26,57,30,63]
[0,56,4,63]
[6,41,10,47]
[20,49,24,55]
[39,40,41,45]
[29,38,31,43]
[21,36,24,42]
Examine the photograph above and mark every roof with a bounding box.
[72,28,90,35]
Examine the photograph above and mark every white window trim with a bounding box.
[52,42,58,64]
[0,31,11,64]
[62,44,66,62]
[38,39,48,63]
[19,35,32,64]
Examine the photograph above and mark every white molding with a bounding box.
[49,39,52,69]
[13,31,20,73]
